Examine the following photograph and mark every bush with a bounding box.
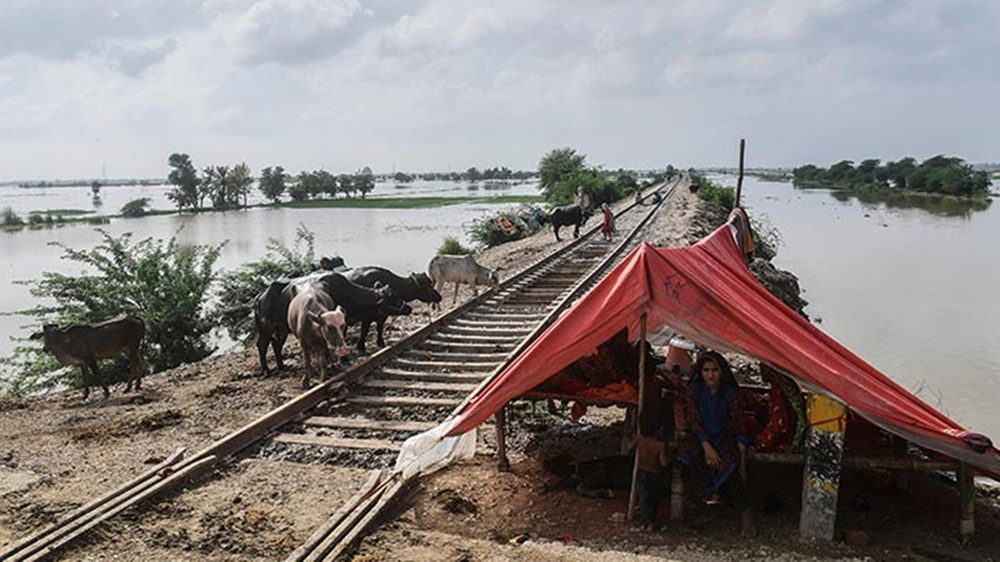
[438,236,473,255]
[467,205,546,249]
[2,207,24,227]
[121,197,151,218]
[8,230,223,391]
[694,176,735,211]
[216,224,325,344]
[27,213,45,225]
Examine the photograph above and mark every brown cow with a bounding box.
[30,315,145,399]
[287,284,350,388]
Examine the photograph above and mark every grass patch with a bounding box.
[31,209,94,216]
[282,195,543,209]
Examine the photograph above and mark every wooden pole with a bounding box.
[735,138,746,208]
[495,405,510,472]
[626,313,648,524]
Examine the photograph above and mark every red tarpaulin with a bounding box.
[446,223,1000,474]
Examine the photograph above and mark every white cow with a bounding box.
[427,254,500,305]
[287,284,350,388]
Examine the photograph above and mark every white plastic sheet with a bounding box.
[393,419,477,480]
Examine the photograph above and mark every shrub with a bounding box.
[27,213,45,225]
[438,236,473,255]
[1,207,24,227]
[467,205,546,249]
[8,230,223,390]
[215,224,325,344]
[694,176,735,211]
[121,197,151,218]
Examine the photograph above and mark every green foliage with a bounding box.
[356,167,375,198]
[28,213,46,225]
[259,166,287,203]
[21,230,222,379]
[2,207,24,227]
[216,225,323,343]
[793,155,991,197]
[166,153,201,210]
[467,205,547,249]
[694,176,735,211]
[120,197,151,218]
[0,345,68,398]
[538,148,586,200]
[438,236,473,255]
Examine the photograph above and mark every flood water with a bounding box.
[732,175,1000,441]
[0,180,538,360]
[3,176,999,443]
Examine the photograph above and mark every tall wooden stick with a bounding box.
[735,138,746,207]
[626,312,649,524]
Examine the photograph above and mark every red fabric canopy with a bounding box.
[447,223,1000,474]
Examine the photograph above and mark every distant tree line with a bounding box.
[166,154,543,211]
[792,155,992,198]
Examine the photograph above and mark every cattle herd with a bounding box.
[33,255,506,396]
[33,200,607,397]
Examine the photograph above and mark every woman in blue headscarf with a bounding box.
[679,351,755,536]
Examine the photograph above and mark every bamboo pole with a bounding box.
[626,312,648,524]
[495,405,510,472]
[735,138,746,207]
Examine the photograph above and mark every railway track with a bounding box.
[0,178,681,562]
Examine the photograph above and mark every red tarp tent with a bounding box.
[445,223,1000,475]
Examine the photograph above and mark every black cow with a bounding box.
[254,273,411,375]
[343,266,441,346]
[30,315,145,399]
[544,204,592,241]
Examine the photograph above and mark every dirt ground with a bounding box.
[1,183,998,561]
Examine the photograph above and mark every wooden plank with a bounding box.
[346,395,463,407]
[378,368,485,383]
[751,452,958,472]
[273,434,401,451]
[391,358,496,371]
[799,394,846,541]
[303,416,436,433]
[362,379,479,393]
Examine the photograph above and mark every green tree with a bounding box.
[259,166,287,203]
[466,167,482,182]
[356,167,375,199]
[120,197,151,218]
[538,148,586,200]
[339,174,356,198]
[228,162,254,207]
[166,153,201,210]
[202,165,231,209]
[22,231,221,379]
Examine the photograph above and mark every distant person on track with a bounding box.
[600,203,616,241]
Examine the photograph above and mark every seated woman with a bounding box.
[678,350,755,537]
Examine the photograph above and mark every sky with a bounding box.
[0,0,998,181]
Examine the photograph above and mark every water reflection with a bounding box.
[826,189,992,218]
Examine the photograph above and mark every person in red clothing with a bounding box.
[600,203,616,241]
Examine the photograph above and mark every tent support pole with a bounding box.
[626,313,649,525]
[799,394,846,540]
[495,405,510,472]
[959,462,975,543]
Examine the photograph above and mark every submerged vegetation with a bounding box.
[793,155,991,198]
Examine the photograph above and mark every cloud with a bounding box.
[223,0,373,66]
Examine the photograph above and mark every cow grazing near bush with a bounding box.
[30,315,145,399]
[255,273,411,373]
[543,204,592,241]
[343,266,441,344]
[427,254,500,306]
[287,284,350,388]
